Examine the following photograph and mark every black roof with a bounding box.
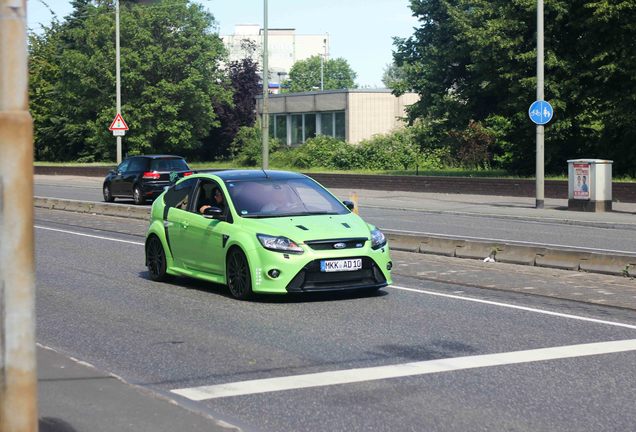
[213,169,307,182]
[126,154,185,159]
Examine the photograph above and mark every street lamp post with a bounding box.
[320,52,324,91]
[261,0,269,170]
[320,37,327,91]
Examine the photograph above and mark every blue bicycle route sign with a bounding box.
[528,100,554,125]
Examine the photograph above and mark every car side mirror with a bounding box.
[343,200,355,211]
[203,206,224,219]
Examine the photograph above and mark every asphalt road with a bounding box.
[35,209,636,431]
[35,179,636,254]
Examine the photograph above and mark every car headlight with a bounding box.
[370,228,387,250]
[257,234,304,254]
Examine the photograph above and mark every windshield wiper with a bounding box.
[242,211,341,219]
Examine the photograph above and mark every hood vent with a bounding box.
[341,223,351,228]
[296,225,309,231]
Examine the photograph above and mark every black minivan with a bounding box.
[103,155,193,204]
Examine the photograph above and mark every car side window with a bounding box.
[164,178,197,211]
[193,180,232,221]
[117,160,130,173]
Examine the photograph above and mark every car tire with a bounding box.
[133,185,145,205]
[146,235,170,282]
[103,184,114,202]
[226,248,253,300]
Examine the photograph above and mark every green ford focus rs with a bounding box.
[145,170,392,299]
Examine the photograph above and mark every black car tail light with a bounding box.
[143,171,161,179]
[183,172,193,177]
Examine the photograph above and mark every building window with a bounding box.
[275,115,287,142]
[319,112,333,136]
[291,114,303,145]
[276,111,346,145]
[335,111,345,140]
[304,114,316,141]
[268,115,275,139]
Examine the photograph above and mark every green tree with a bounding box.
[381,62,408,90]
[201,40,261,160]
[394,0,636,175]
[287,55,357,93]
[29,0,231,161]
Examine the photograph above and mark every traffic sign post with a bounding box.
[108,112,129,132]
[109,113,128,137]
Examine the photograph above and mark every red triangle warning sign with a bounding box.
[108,113,129,131]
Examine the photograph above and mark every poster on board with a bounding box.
[573,163,591,199]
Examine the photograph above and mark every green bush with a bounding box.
[355,129,421,170]
[230,126,281,166]
[239,126,459,172]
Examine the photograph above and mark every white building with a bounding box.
[256,89,419,145]
[222,25,329,88]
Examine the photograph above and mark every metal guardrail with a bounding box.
[34,197,636,277]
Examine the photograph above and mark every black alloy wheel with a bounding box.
[146,236,169,281]
[227,249,253,300]
[133,185,145,205]
[103,184,114,202]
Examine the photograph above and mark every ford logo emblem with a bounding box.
[333,242,346,249]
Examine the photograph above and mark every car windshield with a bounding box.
[225,177,349,218]
[150,158,189,172]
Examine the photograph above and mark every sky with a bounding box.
[27,0,419,88]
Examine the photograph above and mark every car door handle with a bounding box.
[181,221,189,229]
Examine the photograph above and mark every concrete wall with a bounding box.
[258,92,348,114]
[347,92,418,144]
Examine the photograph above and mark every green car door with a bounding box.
[168,179,228,279]
[178,212,226,277]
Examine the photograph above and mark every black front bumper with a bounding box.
[285,257,388,292]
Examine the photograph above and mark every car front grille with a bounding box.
[304,237,368,251]
[285,256,387,292]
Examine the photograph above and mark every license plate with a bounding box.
[320,258,362,272]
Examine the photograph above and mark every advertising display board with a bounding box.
[573,163,591,199]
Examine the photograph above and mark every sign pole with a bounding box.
[535,0,544,209]
[116,0,122,164]
[0,1,38,431]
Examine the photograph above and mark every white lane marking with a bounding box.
[387,228,636,256]
[390,285,636,330]
[172,338,636,401]
[35,225,144,246]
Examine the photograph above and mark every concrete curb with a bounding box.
[385,231,636,277]
[34,197,150,220]
[35,197,636,278]
[360,203,636,232]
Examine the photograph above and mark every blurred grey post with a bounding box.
[261,0,269,169]
[0,0,38,431]
[320,45,324,91]
[535,0,545,209]
[116,0,122,163]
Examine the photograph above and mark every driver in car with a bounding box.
[199,187,224,214]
